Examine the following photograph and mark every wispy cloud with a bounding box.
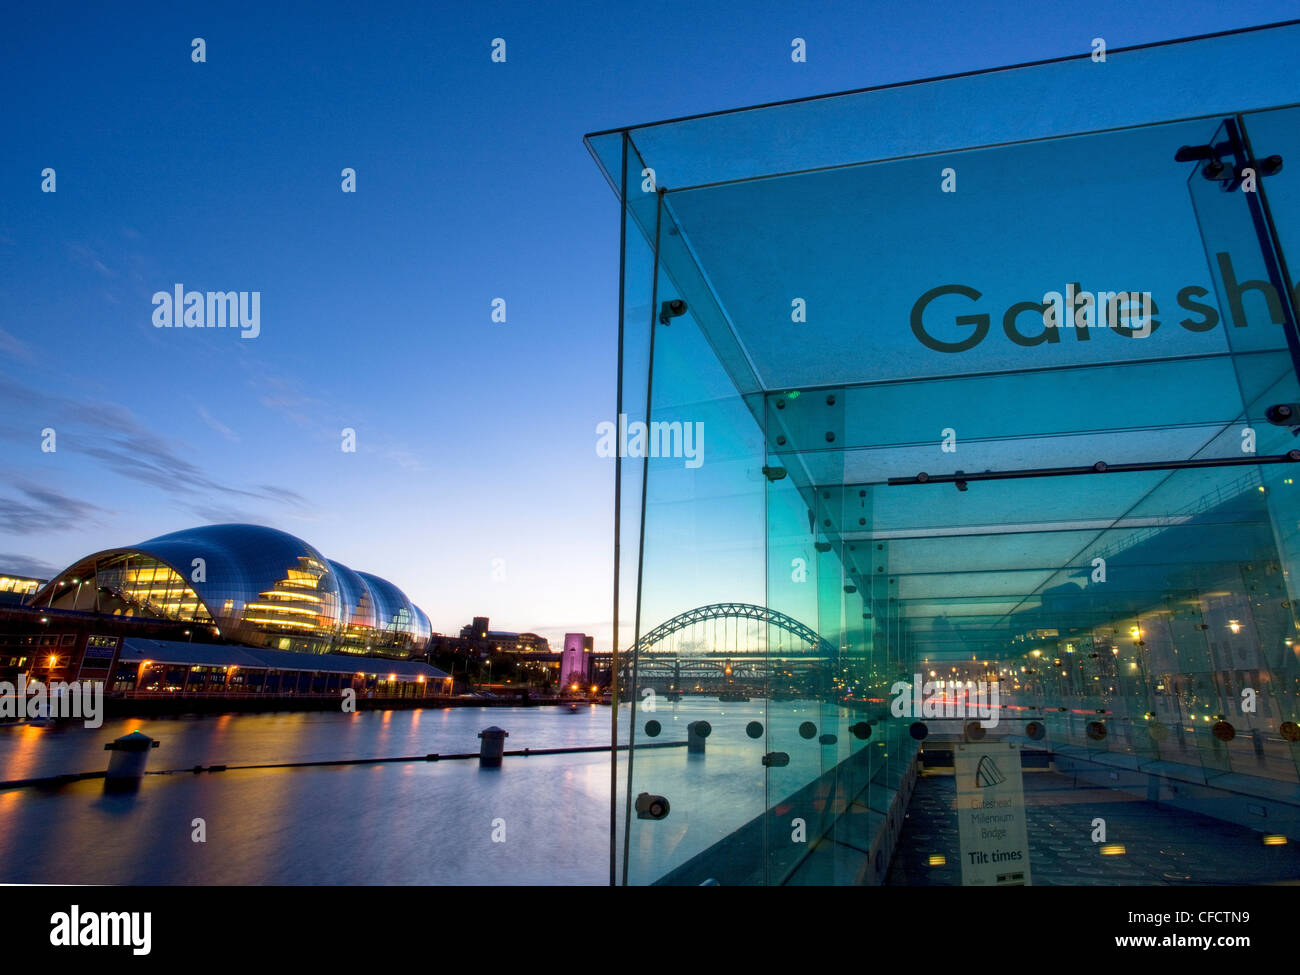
[374,442,425,473]
[241,358,425,472]
[196,404,240,443]
[65,241,116,280]
[0,482,107,535]
[0,373,310,519]
[78,433,308,509]
[249,365,325,431]
[0,553,60,578]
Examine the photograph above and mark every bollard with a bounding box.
[687,720,710,754]
[478,726,509,767]
[103,730,159,791]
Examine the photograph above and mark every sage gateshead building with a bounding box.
[588,21,1300,886]
[31,524,432,657]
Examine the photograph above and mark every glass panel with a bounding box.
[1243,106,1300,290]
[618,191,770,886]
[1184,113,1300,784]
[587,23,1300,193]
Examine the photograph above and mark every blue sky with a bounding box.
[2,0,1297,647]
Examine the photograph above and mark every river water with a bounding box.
[0,705,616,885]
[0,699,850,885]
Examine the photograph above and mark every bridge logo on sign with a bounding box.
[975,754,1006,788]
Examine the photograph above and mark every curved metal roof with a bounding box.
[357,569,431,646]
[137,524,340,640]
[329,559,379,634]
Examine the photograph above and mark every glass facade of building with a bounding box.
[589,22,1300,885]
[32,524,432,658]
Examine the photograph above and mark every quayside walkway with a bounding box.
[888,769,1300,884]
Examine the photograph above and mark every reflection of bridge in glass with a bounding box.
[625,603,838,693]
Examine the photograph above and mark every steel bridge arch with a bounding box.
[632,602,836,657]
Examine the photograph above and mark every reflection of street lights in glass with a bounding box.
[1229,620,1242,634]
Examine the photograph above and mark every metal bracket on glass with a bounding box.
[889,450,1300,487]
[1266,403,1300,437]
[634,792,671,820]
[658,298,687,325]
[1175,141,1282,191]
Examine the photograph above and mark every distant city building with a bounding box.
[560,632,594,690]
[0,573,43,606]
[456,617,550,654]
[426,621,588,692]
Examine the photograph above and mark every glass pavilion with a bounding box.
[588,20,1300,885]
